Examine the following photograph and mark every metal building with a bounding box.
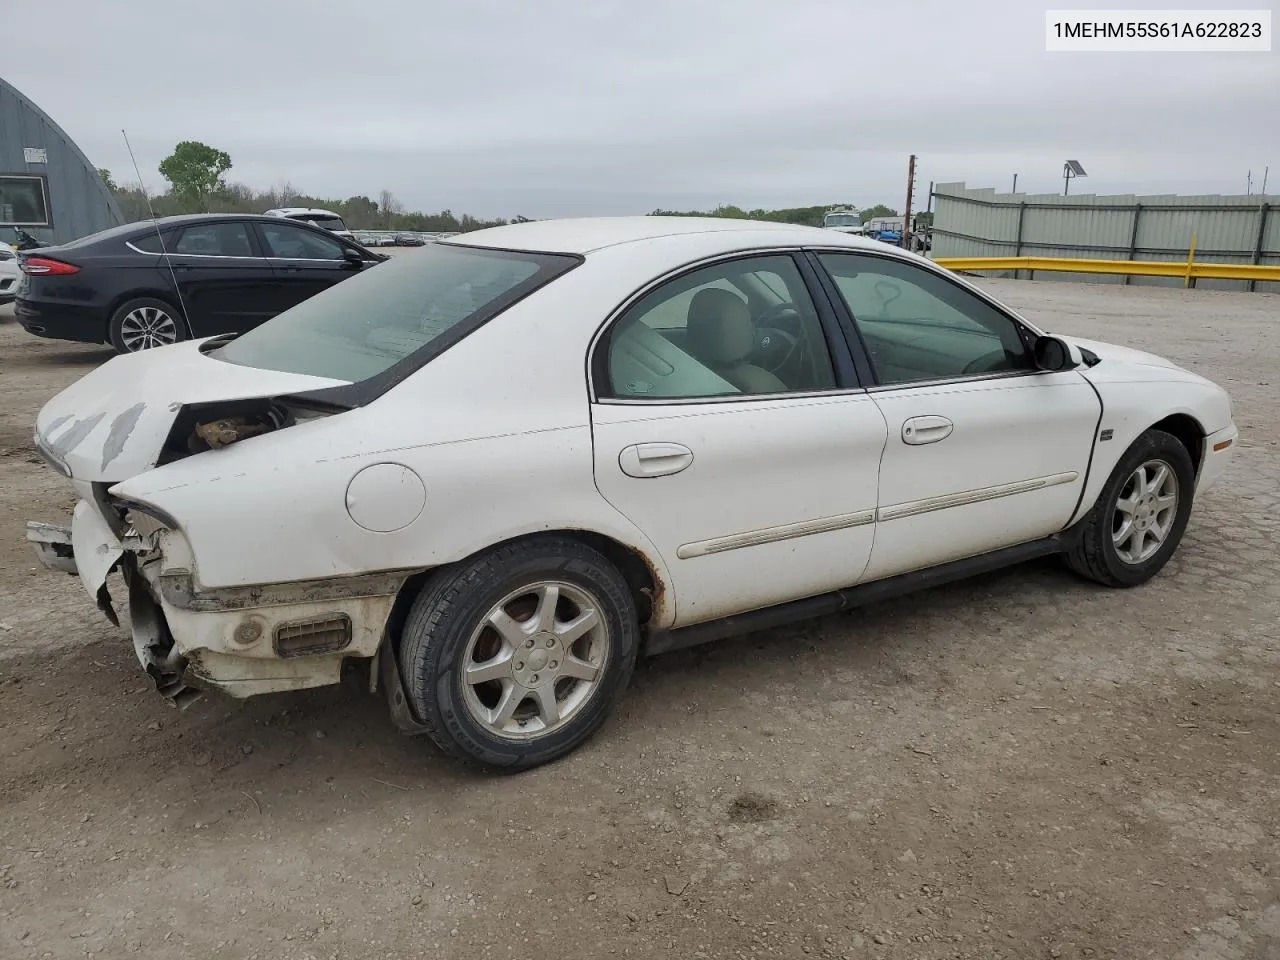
[0,76,123,245]
[931,181,1279,293]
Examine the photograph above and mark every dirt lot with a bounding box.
[0,278,1277,960]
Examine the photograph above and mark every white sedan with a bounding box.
[26,217,1237,771]
[0,241,19,304]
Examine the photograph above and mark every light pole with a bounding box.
[1063,160,1087,196]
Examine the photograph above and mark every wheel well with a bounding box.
[104,290,188,343]
[1151,413,1204,477]
[381,530,660,656]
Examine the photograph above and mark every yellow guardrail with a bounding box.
[933,253,1280,286]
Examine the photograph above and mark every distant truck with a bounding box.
[821,209,864,234]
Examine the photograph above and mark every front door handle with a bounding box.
[902,415,953,445]
[618,442,694,478]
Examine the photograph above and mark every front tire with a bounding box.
[400,537,640,772]
[1065,427,1196,587]
[109,297,186,354]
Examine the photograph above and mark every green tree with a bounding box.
[650,203,857,227]
[859,204,898,222]
[98,168,117,192]
[158,140,232,212]
[110,183,154,222]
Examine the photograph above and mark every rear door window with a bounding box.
[172,222,256,257]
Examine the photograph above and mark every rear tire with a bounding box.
[1064,428,1196,587]
[400,536,639,772]
[109,297,187,354]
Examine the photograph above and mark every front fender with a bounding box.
[1068,376,1232,526]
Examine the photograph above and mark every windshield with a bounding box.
[303,215,347,232]
[824,214,861,227]
[214,244,579,383]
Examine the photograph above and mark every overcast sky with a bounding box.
[4,0,1278,217]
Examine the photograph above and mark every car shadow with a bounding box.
[18,345,115,366]
[1,555,1089,837]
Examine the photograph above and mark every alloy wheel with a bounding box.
[460,580,611,740]
[119,306,179,351]
[1112,458,1179,564]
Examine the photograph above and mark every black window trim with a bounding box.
[587,247,865,407]
[230,242,585,410]
[0,172,52,227]
[807,246,1052,393]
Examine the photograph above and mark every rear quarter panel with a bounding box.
[110,260,684,625]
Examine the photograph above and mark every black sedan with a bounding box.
[14,214,387,353]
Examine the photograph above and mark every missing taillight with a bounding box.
[194,417,274,450]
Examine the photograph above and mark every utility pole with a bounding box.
[1247,170,1253,194]
[903,154,917,250]
[1263,166,1270,195]
[1012,173,1018,194]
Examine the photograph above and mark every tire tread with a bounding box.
[398,536,637,772]
[1064,428,1195,588]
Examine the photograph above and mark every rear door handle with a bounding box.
[618,442,694,478]
[902,415,953,445]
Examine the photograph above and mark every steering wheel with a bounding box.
[752,303,802,374]
[962,349,1009,375]
[754,327,800,374]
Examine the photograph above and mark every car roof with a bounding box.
[137,213,337,229]
[264,207,343,217]
[444,216,886,255]
[36,214,352,252]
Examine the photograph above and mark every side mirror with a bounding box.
[341,248,364,270]
[1033,335,1084,372]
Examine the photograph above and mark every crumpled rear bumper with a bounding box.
[28,500,189,699]
[28,499,404,706]
[27,500,123,625]
[26,521,78,575]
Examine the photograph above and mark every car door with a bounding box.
[814,251,1102,581]
[589,252,888,627]
[253,220,363,311]
[164,220,277,336]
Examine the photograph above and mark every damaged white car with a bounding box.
[27,217,1237,771]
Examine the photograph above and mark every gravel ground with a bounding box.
[0,277,1277,960]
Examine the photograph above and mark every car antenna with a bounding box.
[121,128,190,325]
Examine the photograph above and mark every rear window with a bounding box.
[127,229,177,253]
[213,244,578,383]
[303,216,347,232]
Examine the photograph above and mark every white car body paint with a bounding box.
[592,392,886,625]
[70,498,122,605]
[33,340,347,482]
[862,370,1100,581]
[1059,336,1235,525]
[24,217,1237,706]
